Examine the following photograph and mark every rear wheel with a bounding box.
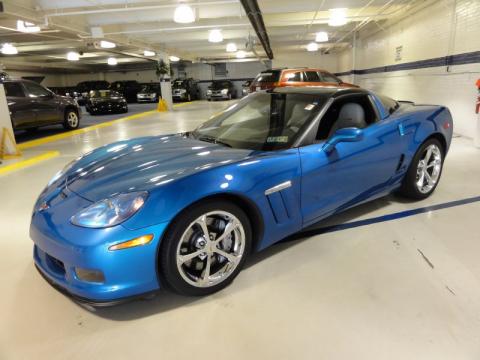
[160,201,251,296]
[398,138,444,199]
[63,109,79,130]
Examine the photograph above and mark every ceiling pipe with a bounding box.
[239,0,273,60]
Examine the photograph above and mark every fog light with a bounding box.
[108,234,154,251]
[75,268,105,283]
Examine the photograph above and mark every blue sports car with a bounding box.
[31,87,453,305]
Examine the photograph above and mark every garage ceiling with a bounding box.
[0,0,419,73]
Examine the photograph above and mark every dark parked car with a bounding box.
[75,81,110,105]
[137,83,161,103]
[85,90,128,115]
[172,78,198,102]
[4,79,81,131]
[206,80,236,101]
[110,80,141,103]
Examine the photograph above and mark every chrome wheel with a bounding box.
[416,144,442,194]
[67,111,79,128]
[176,211,245,288]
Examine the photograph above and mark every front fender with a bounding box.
[123,149,303,251]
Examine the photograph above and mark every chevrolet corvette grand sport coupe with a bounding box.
[31,87,453,305]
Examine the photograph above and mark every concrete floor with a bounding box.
[1,100,480,360]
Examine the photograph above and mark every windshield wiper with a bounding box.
[198,136,232,148]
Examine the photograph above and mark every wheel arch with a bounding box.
[425,132,447,153]
[64,104,79,117]
[155,192,265,286]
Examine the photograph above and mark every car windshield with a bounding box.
[190,92,327,151]
[89,90,121,98]
[173,80,186,89]
[210,81,231,90]
[140,84,159,92]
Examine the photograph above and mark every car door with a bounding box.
[4,82,36,129]
[22,81,60,125]
[299,93,406,225]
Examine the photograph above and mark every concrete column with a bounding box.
[158,52,173,111]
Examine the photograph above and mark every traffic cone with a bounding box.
[0,127,21,160]
[157,98,168,112]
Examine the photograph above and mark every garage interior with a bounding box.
[1,0,479,359]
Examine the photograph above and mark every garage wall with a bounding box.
[6,70,64,87]
[272,52,339,73]
[336,0,480,138]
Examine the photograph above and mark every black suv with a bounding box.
[172,78,199,102]
[3,79,81,131]
[110,81,141,103]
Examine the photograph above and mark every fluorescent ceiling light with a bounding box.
[169,55,180,62]
[17,20,40,33]
[315,31,329,42]
[1,43,18,55]
[328,8,348,27]
[306,42,319,52]
[100,40,116,49]
[67,51,80,61]
[208,29,223,43]
[236,50,246,59]
[107,57,117,65]
[144,50,156,56]
[174,4,195,23]
[226,43,237,52]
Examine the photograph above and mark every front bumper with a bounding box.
[31,202,168,303]
[207,94,229,100]
[89,102,127,113]
[137,95,157,102]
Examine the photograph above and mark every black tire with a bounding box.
[398,138,444,200]
[160,200,252,296]
[63,109,80,130]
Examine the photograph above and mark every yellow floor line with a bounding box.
[17,101,196,151]
[18,110,157,151]
[0,151,60,176]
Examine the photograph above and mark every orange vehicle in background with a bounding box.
[249,68,358,93]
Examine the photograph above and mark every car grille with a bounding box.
[45,252,66,276]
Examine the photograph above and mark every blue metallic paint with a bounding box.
[30,89,453,303]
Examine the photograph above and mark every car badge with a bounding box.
[38,202,49,212]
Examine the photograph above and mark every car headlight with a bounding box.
[221,89,228,95]
[207,90,212,95]
[150,93,156,98]
[71,191,148,228]
[47,160,76,187]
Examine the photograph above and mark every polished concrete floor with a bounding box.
[1,100,480,360]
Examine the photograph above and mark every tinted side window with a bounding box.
[4,83,25,97]
[286,72,302,82]
[320,72,340,83]
[378,94,399,114]
[304,71,321,82]
[23,82,51,97]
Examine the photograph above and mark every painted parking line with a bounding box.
[18,101,196,151]
[0,151,60,176]
[295,195,480,238]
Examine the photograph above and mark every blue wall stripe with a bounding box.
[335,50,480,77]
[294,195,480,238]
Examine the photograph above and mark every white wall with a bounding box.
[336,0,480,138]
[272,52,339,73]
[6,70,64,87]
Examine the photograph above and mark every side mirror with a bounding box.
[322,127,364,153]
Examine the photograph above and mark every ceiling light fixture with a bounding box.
[208,29,223,43]
[236,50,246,59]
[107,57,117,65]
[226,43,237,52]
[306,42,319,52]
[169,55,180,62]
[17,20,40,33]
[328,8,348,27]
[67,51,80,61]
[144,50,156,56]
[1,43,18,55]
[100,40,116,49]
[173,3,196,23]
[315,31,329,42]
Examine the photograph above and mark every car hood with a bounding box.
[66,134,253,201]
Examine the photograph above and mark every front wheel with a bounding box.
[63,109,79,130]
[398,138,444,199]
[160,201,251,296]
